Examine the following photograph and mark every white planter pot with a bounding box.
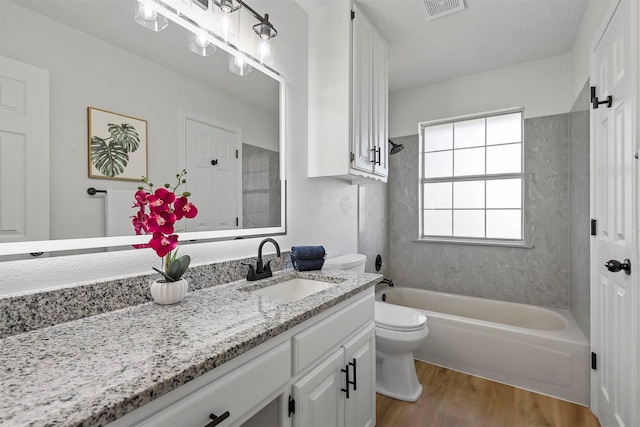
[150,279,188,305]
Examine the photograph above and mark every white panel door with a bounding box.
[185,118,240,231]
[293,349,346,427]
[0,56,49,250]
[590,1,638,426]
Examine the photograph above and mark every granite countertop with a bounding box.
[0,269,380,427]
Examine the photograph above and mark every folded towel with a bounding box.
[291,246,325,259]
[291,246,326,271]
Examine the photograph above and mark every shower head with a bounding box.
[389,140,405,155]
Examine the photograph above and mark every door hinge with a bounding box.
[236,149,239,159]
[350,152,355,162]
[591,86,612,109]
[288,395,295,417]
[591,219,597,236]
[351,9,355,20]
[235,217,239,227]
[591,352,597,370]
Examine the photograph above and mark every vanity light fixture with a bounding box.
[135,0,278,75]
[135,0,169,32]
[188,27,216,56]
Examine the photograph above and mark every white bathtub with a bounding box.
[378,287,590,406]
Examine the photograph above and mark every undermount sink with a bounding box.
[249,278,340,302]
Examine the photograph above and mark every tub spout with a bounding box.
[381,278,395,287]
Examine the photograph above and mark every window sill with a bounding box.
[413,238,534,249]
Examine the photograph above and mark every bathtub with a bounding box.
[378,287,590,406]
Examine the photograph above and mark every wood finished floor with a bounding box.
[376,361,601,427]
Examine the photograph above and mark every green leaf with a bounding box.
[152,267,174,282]
[91,136,129,177]
[166,255,191,281]
[108,123,140,153]
[155,255,191,282]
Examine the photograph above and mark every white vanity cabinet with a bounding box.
[108,290,375,427]
[108,341,292,427]
[291,292,376,427]
[308,2,389,183]
[292,325,376,427]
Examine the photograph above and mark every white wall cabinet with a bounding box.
[308,2,389,184]
[109,290,375,427]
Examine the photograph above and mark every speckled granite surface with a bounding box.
[0,268,380,427]
[0,254,289,338]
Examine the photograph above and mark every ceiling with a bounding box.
[299,0,588,92]
[12,0,588,96]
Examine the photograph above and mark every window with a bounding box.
[419,110,524,243]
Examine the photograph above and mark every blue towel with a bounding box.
[291,246,325,271]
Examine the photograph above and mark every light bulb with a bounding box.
[138,0,156,20]
[259,39,271,62]
[196,29,209,48]
[222,14,230,35]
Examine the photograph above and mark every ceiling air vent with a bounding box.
[423,0,465,21]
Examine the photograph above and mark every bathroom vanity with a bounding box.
[0,269,380,427]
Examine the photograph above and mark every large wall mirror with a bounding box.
[0,0,286,258]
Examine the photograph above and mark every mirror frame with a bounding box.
[0,37,287,257]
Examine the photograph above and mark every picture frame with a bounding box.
[88,107,148,181]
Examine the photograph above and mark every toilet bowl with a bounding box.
[374,301,429,402]
[323,254,429,402]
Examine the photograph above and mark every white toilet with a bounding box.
[374,301,428,402]
[322,253,368,272]
[323,254,429,402]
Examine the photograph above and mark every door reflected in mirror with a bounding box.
[0,0,285,258]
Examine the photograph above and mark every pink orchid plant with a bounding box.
[132,170,198,282]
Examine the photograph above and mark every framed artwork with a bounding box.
[88,107,148,181]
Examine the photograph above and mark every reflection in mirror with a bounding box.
[0,0,285,258]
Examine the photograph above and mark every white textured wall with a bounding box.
[389,54,571,137]
[0,0,359,296]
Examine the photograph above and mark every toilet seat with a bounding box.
[375,301,427,332]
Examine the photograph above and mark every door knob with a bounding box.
[604,259,631,275]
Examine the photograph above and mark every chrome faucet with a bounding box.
[244,238,281,281]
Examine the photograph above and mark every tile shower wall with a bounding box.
[568,81,591,336]
[388,115,571,308]
[242,143,281,229]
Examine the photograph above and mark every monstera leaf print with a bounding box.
[91,136,129,177]
[108,123,140,153]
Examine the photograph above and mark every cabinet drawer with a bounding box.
[293,292,374,374]
[137,342,290,427]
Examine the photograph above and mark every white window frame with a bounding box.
[417,108,527,247]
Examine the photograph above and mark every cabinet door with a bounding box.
[351,6,374,174]
[372,32,389,178]
[293,349,346,427]
[343,324,376,427]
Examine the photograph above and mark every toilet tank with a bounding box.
[323,253,367,272]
